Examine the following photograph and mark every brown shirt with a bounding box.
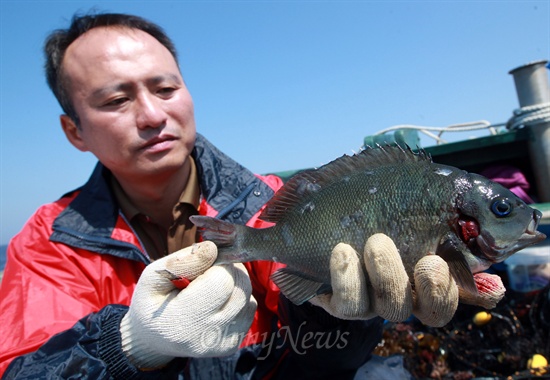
[110,158,201,261]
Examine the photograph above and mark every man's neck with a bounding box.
[114,159,192,230]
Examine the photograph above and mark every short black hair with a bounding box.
[44,12,178,125]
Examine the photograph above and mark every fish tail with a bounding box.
[189,215,251,264]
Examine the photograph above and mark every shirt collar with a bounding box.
[110,157,200,222]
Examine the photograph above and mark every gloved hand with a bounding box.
[120,241,257,369]
[309,234,505,327]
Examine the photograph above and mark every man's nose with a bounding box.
[136,94,167,129]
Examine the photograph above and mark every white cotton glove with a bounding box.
[310,234,505,327]
[120,241,257,370]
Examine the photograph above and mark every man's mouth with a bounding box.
[140,135,177,151]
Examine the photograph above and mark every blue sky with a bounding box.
[1,0,549,244]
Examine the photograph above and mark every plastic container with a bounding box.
[505,242,550,293]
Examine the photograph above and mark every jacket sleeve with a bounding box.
[0,205,159,378]
[266,297,384,380]
[2,304,189,380]
[239,253,382,379]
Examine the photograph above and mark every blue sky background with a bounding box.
[1,1,549,245]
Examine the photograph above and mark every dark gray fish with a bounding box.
[191,145,546,305]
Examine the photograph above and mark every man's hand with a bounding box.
[119,241,257,369]
[309,234,505,327]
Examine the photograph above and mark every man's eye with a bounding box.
[103,97,128,107]
[158,87,176,96]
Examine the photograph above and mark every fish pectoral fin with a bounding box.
[436,240,478,296]
[271,268,327,305]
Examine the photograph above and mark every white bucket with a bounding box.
[505,242,550,293]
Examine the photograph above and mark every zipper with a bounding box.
[216,182,256,220]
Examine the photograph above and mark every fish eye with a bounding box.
[491,198,513,217]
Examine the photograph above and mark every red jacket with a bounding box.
[0,134,382,379]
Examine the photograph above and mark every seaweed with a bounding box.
[374,284,550,379]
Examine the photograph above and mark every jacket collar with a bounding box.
[51,133,275,262]
[193,134,274,223]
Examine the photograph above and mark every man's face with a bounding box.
[61,27,196,183]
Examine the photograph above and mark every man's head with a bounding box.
[45,12,196,184]
[45,13,178,126]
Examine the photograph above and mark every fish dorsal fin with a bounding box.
[270,268,329,305]
[260,145,431,223]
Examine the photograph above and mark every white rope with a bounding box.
[372,102,550,146]
[506,102,550,130]
[374,120,503,145]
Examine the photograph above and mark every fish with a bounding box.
[190,145,546,305]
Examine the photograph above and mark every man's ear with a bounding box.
[60,114,88,152]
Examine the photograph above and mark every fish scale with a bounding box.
[191,145,546,305]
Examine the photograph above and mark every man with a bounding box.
[0,12,496,379]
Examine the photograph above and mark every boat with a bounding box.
[333,60,550,379]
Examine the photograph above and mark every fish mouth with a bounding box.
[474,210,546,262]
